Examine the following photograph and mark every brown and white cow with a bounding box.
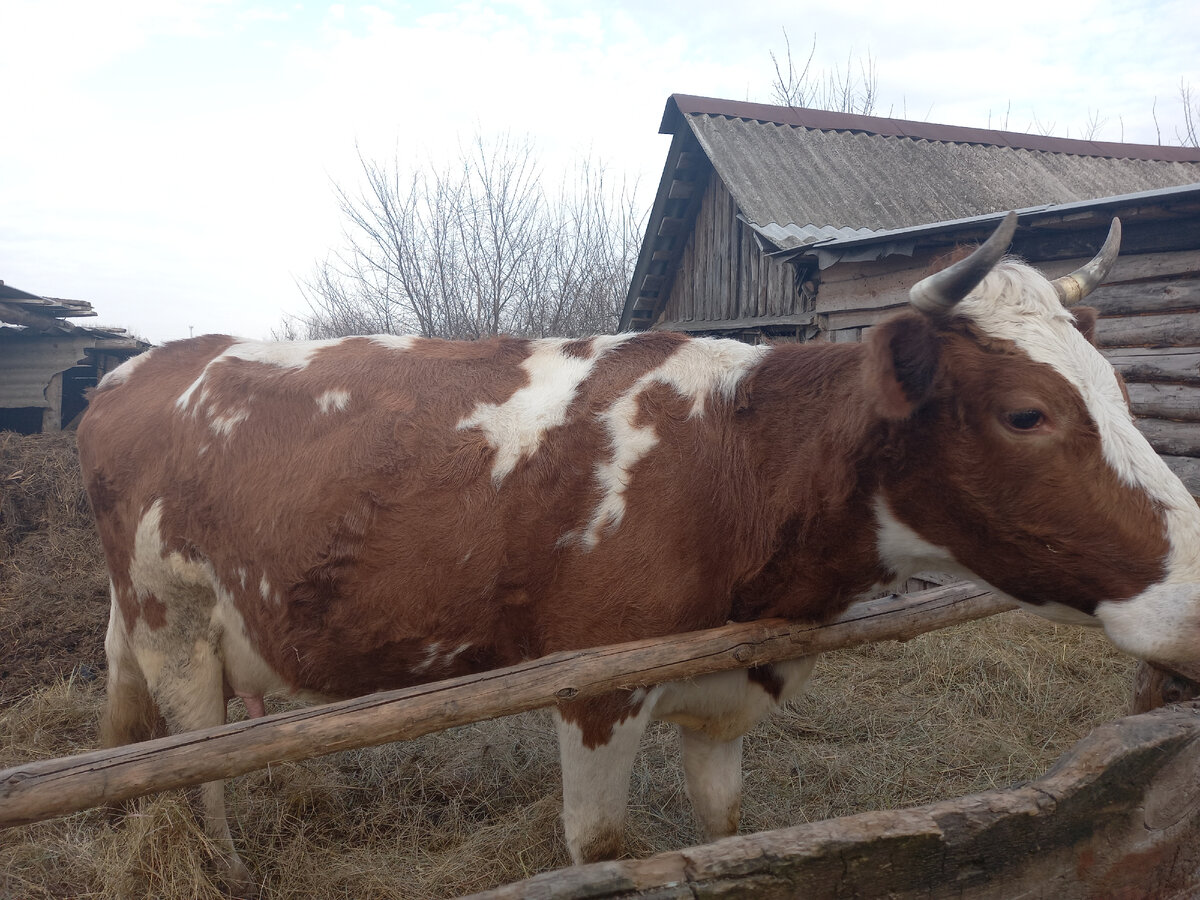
[77,213,1200,887]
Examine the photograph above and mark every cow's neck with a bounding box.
[727,342,895,623]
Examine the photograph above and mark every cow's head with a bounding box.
[869,213,1200,666]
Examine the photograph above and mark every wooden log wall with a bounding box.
[659,172,796,329]
[813,246,1200,496]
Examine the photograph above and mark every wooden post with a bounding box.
[0,583,1013,829]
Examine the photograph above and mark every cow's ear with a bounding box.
[863,313,941,420]
[1072,306,1099,345]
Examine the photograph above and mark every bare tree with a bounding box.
[282,135,642,341]
[1179,79,1199,148]
[769,29,879,115]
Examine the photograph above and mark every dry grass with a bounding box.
[0,432,1135,898]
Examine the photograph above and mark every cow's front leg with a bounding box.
[678,727,744,841]
[552,689,659,864]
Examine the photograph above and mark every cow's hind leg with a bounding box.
[553,689,660,864]
[678,728,744,842]
[100,585,163,752]
[148,622,252,893]
[109,578,252,894]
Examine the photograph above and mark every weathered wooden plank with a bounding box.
[1127,383,1200,421]
[1086,276,1200,316]
[1097,312,1200,349]
[472,703,1200,900]
[0,584,1012,829]
[1135,419,1200,457]
[815,249,1200,316]
[1105,348,1200,385]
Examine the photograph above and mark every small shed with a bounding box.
[0,281,149,434]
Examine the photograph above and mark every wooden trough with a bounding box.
[470,701,1200,900]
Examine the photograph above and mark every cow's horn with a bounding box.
[910,211,1018,315]
[1050,218,1121,307]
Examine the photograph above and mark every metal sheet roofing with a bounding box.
[685,112,1200,250]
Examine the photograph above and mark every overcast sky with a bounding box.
[3,0,1197,343]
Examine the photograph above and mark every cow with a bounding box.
[76,213,1200,890]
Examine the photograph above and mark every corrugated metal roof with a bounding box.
[665,94,1200,162]
[687,115,1200,248]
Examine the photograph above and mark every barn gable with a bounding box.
[622,93,1200,334]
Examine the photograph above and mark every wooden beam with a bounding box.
[0,584,1012,830]
[1135,419,1200,458]
[1163,455,1200,497]
[652,313,815,333]
[1105,348,1200,385]
[668,180,694,200]
[471,702,1200,900]
[1127,383,1200,421]
[1098,312,1200,349]
[657,217,684,238]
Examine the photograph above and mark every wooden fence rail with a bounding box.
[0,583,1014,830]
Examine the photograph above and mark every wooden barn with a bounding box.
[0,281,149,434]
[623,95,1200,336]
[621,95,1200,495]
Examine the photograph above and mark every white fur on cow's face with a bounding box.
[583,339,770,548]
[957,262,1200,664]
[457,337,633,486]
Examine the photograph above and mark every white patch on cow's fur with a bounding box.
[176,338,346,412]
[412,642,442,674]
[583,339,769,548]
[209,409,249,437]
[368,335,418,352]
[259,575,272,603]
[316,389,351,414]
[873,497,974,586]
[457,336,633,486]
[960,261,1200,660]
[212,581,289,700]
[98,349,154,389]
[653,659,815,740]
[237,567,247,589]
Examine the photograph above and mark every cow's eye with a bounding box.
[1007,409,1045,430]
